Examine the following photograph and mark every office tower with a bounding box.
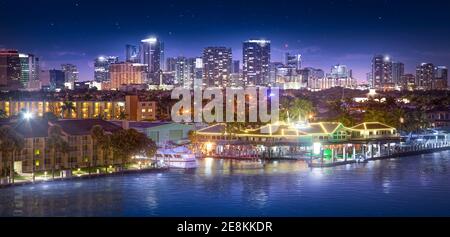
[194,57,203,89]
[434,66,448,90]
[61,64,79,82]
[392,61,404,85]
[416,63,435,90]
[174,57,195,88]
[371,55,393,89]
[19,53,40,88]
[242,39,271,86]
[299,67,324,90]
[166,57,177,72]
[49,69,65,90]
[140,37,163,84]
[324,64,356,89]
[19,54,30,87]
[202,47,232,87]
[110,62,147,90]
[284,52,302,70]
[126,44,139,63]
[0,49,22,90]
[94,56,119,82]
[273,64,303,89]
[232,60,240,74]
[400,74,416,91]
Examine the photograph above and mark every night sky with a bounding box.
[1,0,450,82]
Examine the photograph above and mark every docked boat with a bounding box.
[154,146,198,169]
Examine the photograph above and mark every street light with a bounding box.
[23,112,33,120]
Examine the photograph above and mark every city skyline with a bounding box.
[2,0,450,82]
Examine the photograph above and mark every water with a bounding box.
[1,151,450,217]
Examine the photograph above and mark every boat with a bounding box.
[153,146,198,169]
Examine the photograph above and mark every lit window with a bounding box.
[141,109,146,113]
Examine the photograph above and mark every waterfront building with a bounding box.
[0,95,156,121]
[242,39,271,86]
[195,121,398,160]
[114,121,194,147]
[109,62,147,90]
[371,55,393,90]
[427,107,450,128]
[0,49,22,90]
[0,119,122,175]
[94,56,119,82]
[202,47,232,87]
[416,63,435,90]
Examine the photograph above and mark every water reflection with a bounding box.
[0,151,450,216]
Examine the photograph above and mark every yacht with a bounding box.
[154,146,198,169]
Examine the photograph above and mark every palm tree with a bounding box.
[47,125,69,179]
[98,133,112,172]
[60,101,76,119]
[118,110,128,120]
[0,126,24,184]
[0,109,7,119]
[290,98,314,122]
[90,125,104,175]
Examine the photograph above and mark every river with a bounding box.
[1,150,450,216]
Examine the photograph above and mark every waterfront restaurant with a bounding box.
[195,121,400,161]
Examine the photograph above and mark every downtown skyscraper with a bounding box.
[416,63,435,90]
[94,56,119,82]
[140,37,164,84]
[0,49,22,90]
[242,39,271,86]
[371,55,393,89]
[202,47,232,87]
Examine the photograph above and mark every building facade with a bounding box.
[242,39,271,86]
[94,56,119,82]
[371,55,393,90]
[110,62,147,90]
[0,95,156,121]
[140,37,164,84]
[202,47,232,87]
[416,63,435,90]
[0,49,22,90]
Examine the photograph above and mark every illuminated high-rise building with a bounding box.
[371,55,393,89]
[242,39,271,86]
[174,57,195,88]
[140,37,164,84]
[416,63,435,90]
[110,62,147,90]
[94,56,119,82]
[284,52,302,70]
[61,64,79,82]
[202,47,232,87]
[392,61,404,85]
[0,49,22,90]
[125,44,139,63]
[434,66,448,89]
